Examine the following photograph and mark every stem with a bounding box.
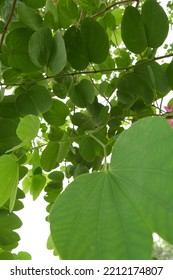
[0,0,17,53]
[89,133,108,171]
[1,52,173,87]
[91,0,138,19]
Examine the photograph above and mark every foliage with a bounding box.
[0,0,173,259]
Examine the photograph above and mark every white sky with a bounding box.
[12,0,173,261]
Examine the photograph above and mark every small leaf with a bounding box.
[142,0,169,48]
[48,32,67,74]
[43,99,69,126]
[121,6,147,54]
[0,155,19,211]
[79,136,97,162]
[81,18,109,64]
[28,27,53,68]
[64,26,89,70]
[41,142,59,172]
[30,174,46,200]
[17,114,40,143]
[68,79,95,108]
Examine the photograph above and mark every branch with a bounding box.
[0,0,17,53]
[91,0,139,19]
[1,52,173,87]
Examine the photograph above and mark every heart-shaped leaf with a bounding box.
[50,117,173,259]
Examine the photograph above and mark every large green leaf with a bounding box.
[81,18,109,64]
[16,85,52,116]
[68,79,95,108]
[121,6,147,54]
[28,27,52,68]
[17,2,43,30]
[142,0,169,48]
[50,117,173,259]
[48,32,67,74]
[64,26,89,70]
[0,155,19,211]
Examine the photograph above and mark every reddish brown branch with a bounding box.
[0,0,17,53]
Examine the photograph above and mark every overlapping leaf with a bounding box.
[50,117,173,259]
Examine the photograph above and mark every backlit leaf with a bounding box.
[0,155,19,211]
[50,117,173,259]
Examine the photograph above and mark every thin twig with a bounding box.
[1,52,173,87]
[0,0,17,53]
[91,0,139,19]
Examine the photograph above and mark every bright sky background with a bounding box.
[12,0,173,261]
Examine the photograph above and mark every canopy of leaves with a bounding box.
[0,0,173,260]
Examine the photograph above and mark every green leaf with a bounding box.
[68,79,95,108]
[17,114,40,143]
[50,117,173,259]
[117,72,154,107]
[30,174,46,200]
[22,0,46,8]
[43,99,69,126]
[7,115,40,152]
[121,6,147,54]
[28,27,53,68]
[64,26,89,70]
[18,2,43,30]
[17,251,32,260]
[48,32,67,74]
[0,211,22,230]
[135,61,169,96]
[81,18,109,64]
[166,60,173,90]
[57,0,78,28]
[16,85,52,116]
[77,0,100,10]
[41,142,59,172]
[79,136,97,162]
[0,118,20,155]
[5,28,38,73]
[57,133,71,164]
[142,0,169,48]
[0,155,19,211]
